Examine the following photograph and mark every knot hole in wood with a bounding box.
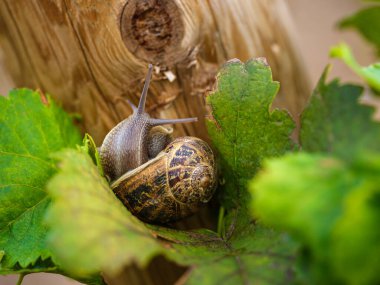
[120,0,190,66]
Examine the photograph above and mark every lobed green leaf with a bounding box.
[156,223,298,285]
[255,63,380,284]
[250,152,380,285]
[0,89,81,272]
[300,64,380,158]
[45,149,164,277]
[206,58,295,210]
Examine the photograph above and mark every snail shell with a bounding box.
[111,136,217,224]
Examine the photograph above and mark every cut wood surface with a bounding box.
[0,1,310,284]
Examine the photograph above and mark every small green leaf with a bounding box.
[45,149,163,277]
[206,58,295,210]
[81,133,104,176]
[0,89,81,272]
[330,43,380,93]
[339,6,380,56]
[250,152,380,285]
[300,65,380,159]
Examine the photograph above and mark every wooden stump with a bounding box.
[0,0,310,143]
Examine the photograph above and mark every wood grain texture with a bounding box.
[0,0,310,144]
[0,48,14,95]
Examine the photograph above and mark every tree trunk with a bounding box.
[0,0,311,284]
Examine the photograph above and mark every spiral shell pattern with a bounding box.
[111,137,217,224]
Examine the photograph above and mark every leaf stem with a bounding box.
[16,274,25,285]
[217,206,225,237]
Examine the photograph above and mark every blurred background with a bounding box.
[0,0,377,284]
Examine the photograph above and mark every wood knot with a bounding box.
[120,0,187,66]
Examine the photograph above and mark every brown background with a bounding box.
[0,0,377,284]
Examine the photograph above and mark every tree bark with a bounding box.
[0,0,311,284]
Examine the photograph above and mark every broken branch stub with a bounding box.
[120,0,201,67]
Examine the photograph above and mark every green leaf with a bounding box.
[0,89,81,272]
[155,222,298,285]
[300,65,380,159]
[250,152,380,285]
[250,153,352,255]
[45,149,163,277]
[81,133,104,176]
[206,58,295,210]
[330,43,380,93]
[339,6,380,56]
[70,274,107,285]
[206,58,296,249]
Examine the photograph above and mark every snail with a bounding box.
[100,64,217,224]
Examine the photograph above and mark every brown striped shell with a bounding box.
[111,136,217,224]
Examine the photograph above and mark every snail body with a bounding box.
[100,64,197,182]
[100,64,217,224]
